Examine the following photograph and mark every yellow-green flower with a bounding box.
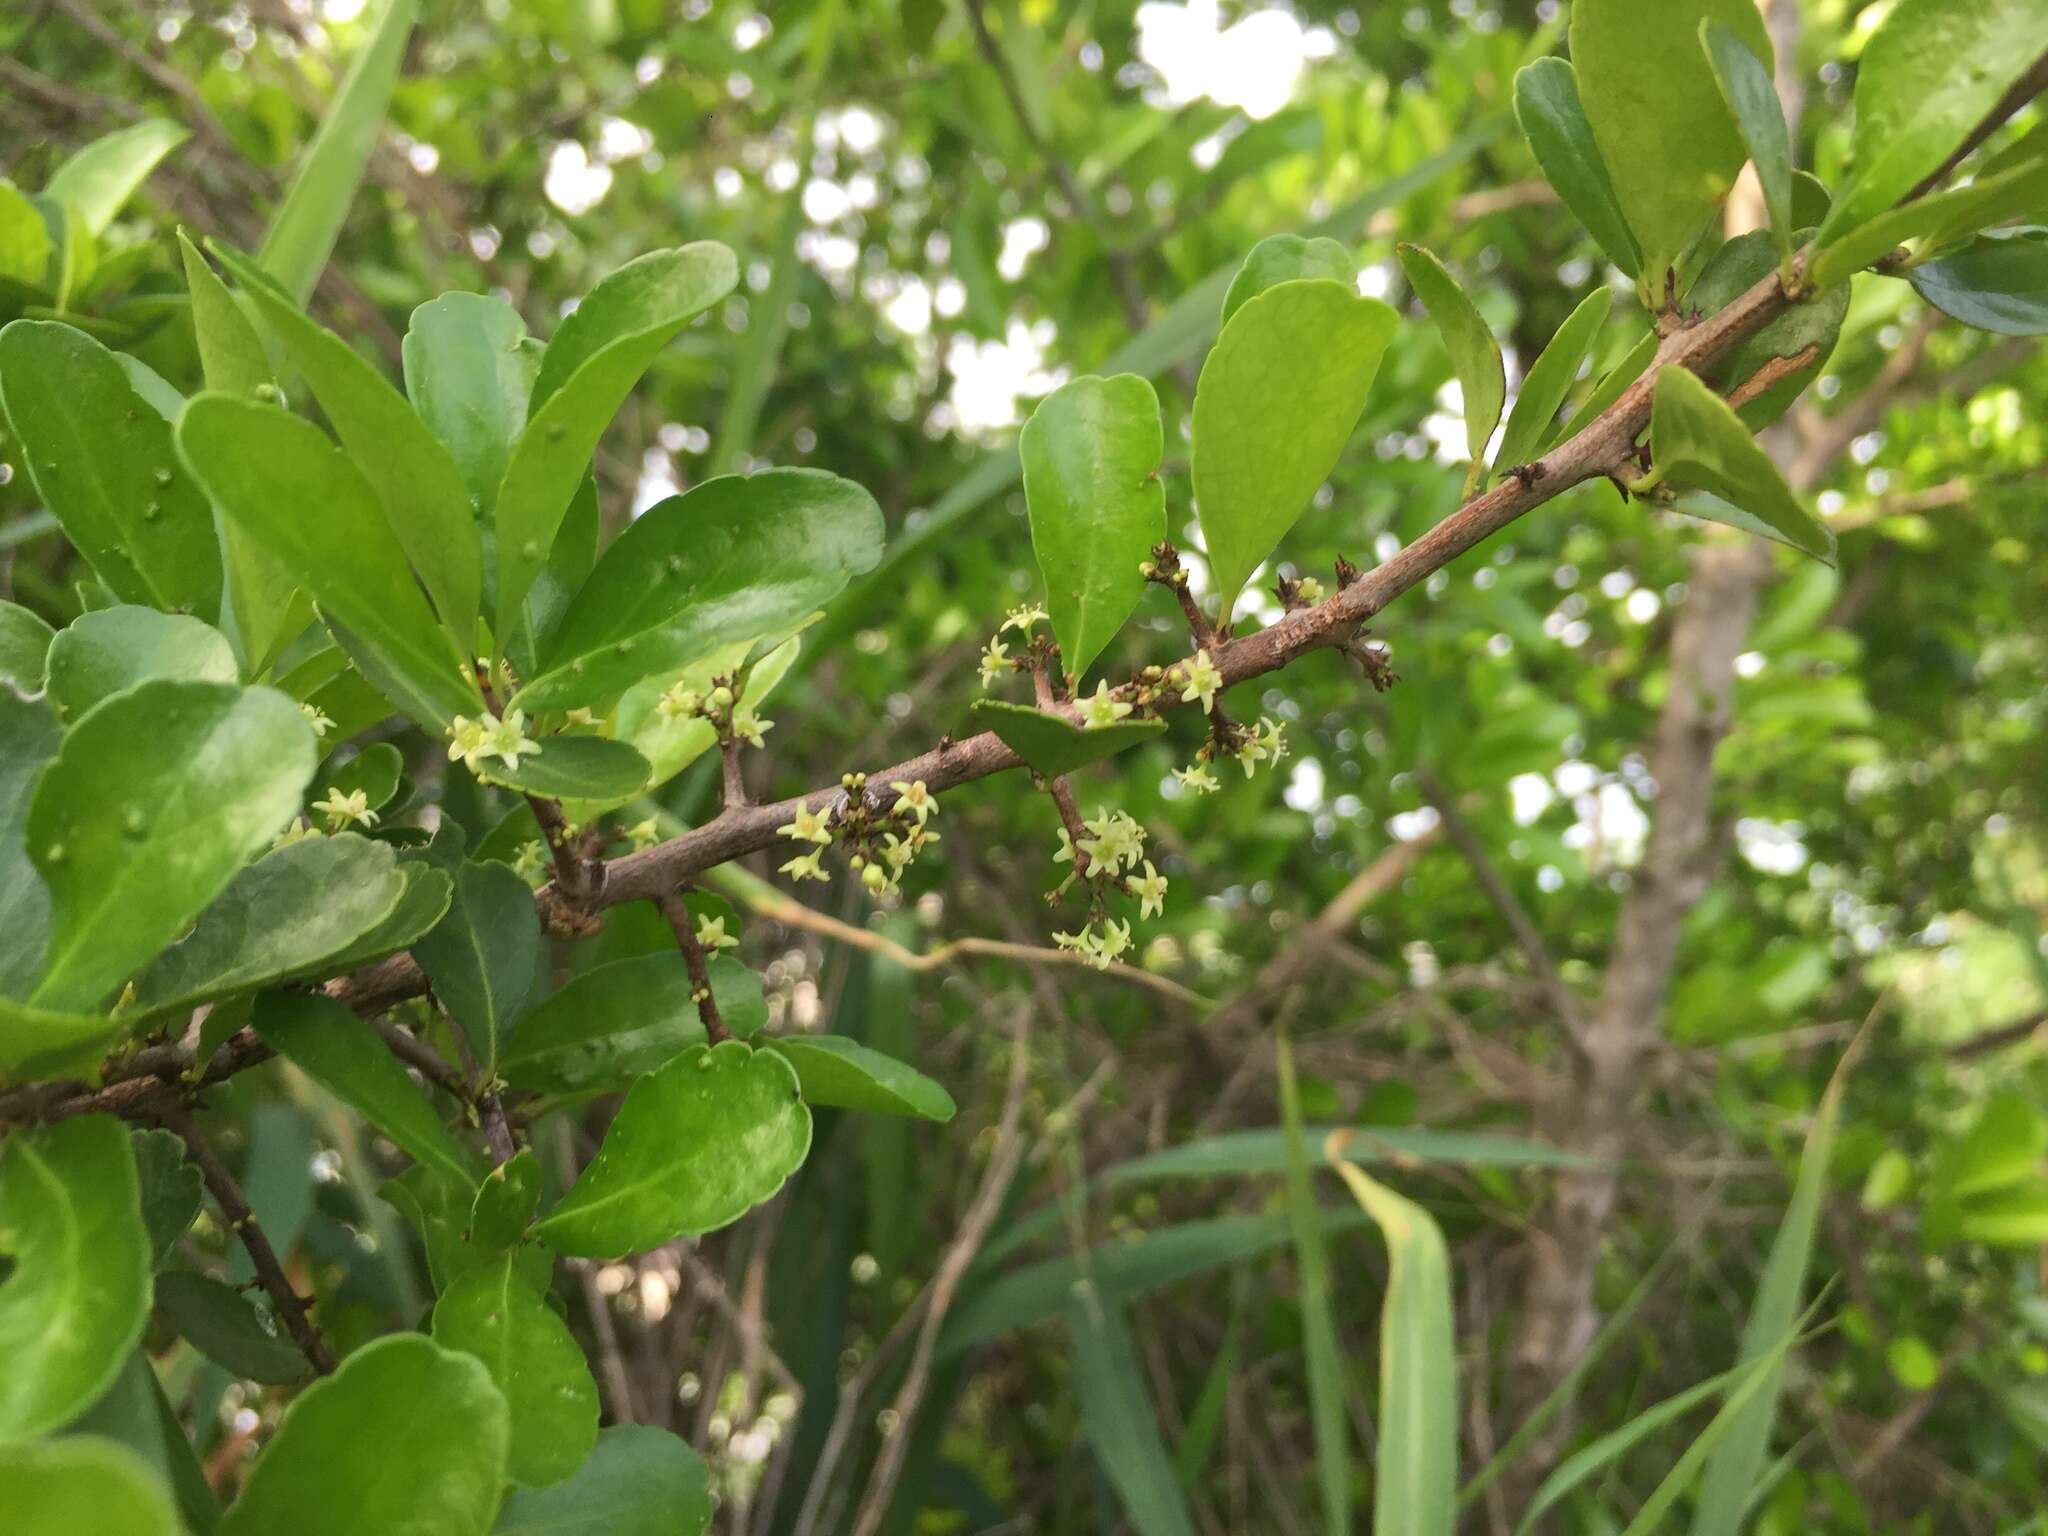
[1128,861,1168,919]
[779,848,828,882]
[778,800,834,845]
[890,779,936,825]
[1179,649,1223,713]
[695,915,739,952]
[1081,679,1134,729]
[312,787,377,832]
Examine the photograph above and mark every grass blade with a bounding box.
[1279,1031,1351,1536]
[1174,1270,1248,1490]
[1069,1280,1197,1536]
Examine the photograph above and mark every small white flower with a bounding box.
[447,714,490,770]
[1127,861,1168,920]
[1081,680,1134,729]
[1173,763,1220,795]
[1000,603,1048,634]
[312,787,377,832]
[695,915,739,952]
[777,801,833,845]
[1179,649,1224,714]
[485,709,542,770]
[978,637,1011,689]
[300,703,334,737]
[889,779,936,825]
[779,848,828,882]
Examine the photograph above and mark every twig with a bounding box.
[657,890,732,1044]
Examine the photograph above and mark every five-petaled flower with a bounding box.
[486,710,542,769]
[446,714,490,770]
[1128,860,1168,919]
[778,801,833,845]
[1179,650,1223,713]
[695,915,739,952]
[1174,763,1219,795]
[1081,680,1133,729]
[312,787,377,832]
[890,779,936,825]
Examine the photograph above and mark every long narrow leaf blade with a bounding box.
[1069,1281,1198,1536]
[1279,1032,1350,1536]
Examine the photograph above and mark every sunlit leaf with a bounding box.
[432,1256,599,1487]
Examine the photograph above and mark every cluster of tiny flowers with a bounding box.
[855,781,940,897]
[447,710,542,773]
[1236,716,1287,777]
[1054,917,1134,971]
[510,840,549,883]
[1077,807,1146,875]
[776,799,834,883]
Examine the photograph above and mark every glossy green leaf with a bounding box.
[1702,21,1794,261]
[1570,0,1772,283]
[1277,1032,1348,1536]
[1554,328,1656,445]
[0,997,119,1085]
[176,394,481,729]
[1019,374,1165,681]
[1399,244,1505,469]
[493,244,738,639]
[1070,1281,1197,1536]
[0,180,52,288]
[0,688,60,999]
[252,990,483,1190]
[1910,226,2048,335]
[1513,59,1641,279]
[28,680,316,1011]
[380,1163,551,1297]
[765,1034,957,1121]
[65,1348,218,1536]
[43,607,237,721]
[514,468,882,714]
[493,1425,712,1536]
[1191,278,1395,623]
[1649,366,1834,562]
[0,1437,179,1535]
[1820,0,2048,245]
[971,698,1167,779]
[533,1040,811,1257]
[312,741,405,814]
[154,1270,309,1385]
[130,1129,201,1270]
[403,292,539,515]
[499,953,765,1094]
[220,1333,508,1536]
[1493,288,1612,474]
[318,862,453,976]
[130,834,406,1019]
[0,320,222,621]
[257,0,419,304]
[1221,234,1357,325]
[1689,230,1848,429]
[470,734,653,802]
[0,1115,150,1440]
[1810,154,2048,289]
[0,599,54,690]
[178,233,272,401]
[433,1257,599,1488]
[414,859,539,1078]
[469,1149,542,1256]
[45,120,189,236]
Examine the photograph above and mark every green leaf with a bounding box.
[220,1333,509,1536]
[153,1270,309,1385]
[403,293,539,515]
[0,320,223,621]
[970,698,1167,779]
[1328,1145,1456,1536]
[1398,244,1505,470]
[1810,154,2048,289]
[1069,1281,1197,1536]
[0,1115,150,1440]
[469,1149,543,1256]
[1493,288,1613,474]
[0,180,52,288]
[1191,278,1395,623]
[1019,374,1165,681]
[1569,0,1772,283]
[493,244,738,639]
[471,735,653,802]
[764,1034,957,1121]
[513,468,882,714]
[1944,1091,2046,1197]
[1910,226,2048,336]
[0,687,61,999]
[312,741,405,814]
[44,121,189,237]
[499,953,766,1095]
[1513,59,1642,279]
[0,599,54,690]
[532,1040,811,1258]
[0,1437,179,1535]
[1649,367,1834,563]
[43,607,238,721]
[433,1257,599,1488]
[64,1348,219,1535]
[178,233,273,401]
[1819,0,2048,246]
[130,1129,201,1270]
[129,834,407,1020]
[413,860,539,1078]
[252,990,483,1190]
[27,680,317,1011]
[1221,234,1357,326]
[176,394,481,729]
[0,997,120,1085]
[1701,21,1794,262]
[493,1425,712,1536]
[257,0,419,305]
[1688,231,1848,429]
[1277,1032,1348,1536]
[1554,328,1657,445]
[209,245,482,650]
[317,862,454,976]
[381,1164,551,1297]
[1957,1180,2048,1245]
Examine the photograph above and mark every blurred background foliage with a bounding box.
[3,0,2046,1530]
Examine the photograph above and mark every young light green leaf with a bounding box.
[0,320,222,621]
[220,1333,508,1536]
[1221,234,1357,325]
[1818,0,2048,246]
[252,990,483,1191]
[513,468,882,714]
[27,680,316,1011]
[1192,278,1395,623]
[0,180,52,288]
[1327,1137,1456,1536]
[469,735,653,803]
[177,233,273,401]
[153,1271,310,1385]
[0,688,60,1000]
[257,0,419,304]
[764,1035,957,1121]
[1910,226,2048,336]
[971,698,1167,779]
[1649,366,1834,562]
[0,599,54,690]
[413,859,539,1078]
[1513,59,1642,279]
[432,1257,599,1488]
[493,244,738,639]
[1069,1280,1198,1536]
[1493,287,1613,474]
[493,1425,713,1536]
[45,120,189,237]
[43,607,237,721]
[130,1130,202,1270]
[402,292,538,514]
[1569,0,1773,285]
[1398,244,1505,471]
[1702,21,1794,262]
[1688,231,1848,429]
[1810,154,2048,289]
[1019,375,1165,682]
[499,953,765,1095]
[533,1040,811,1258]
[128,834,406,1020]
[0,1437,180,1536]
[0,1115,150,1440]
[176,394,482,728]
[1277,1032,1349,1536]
